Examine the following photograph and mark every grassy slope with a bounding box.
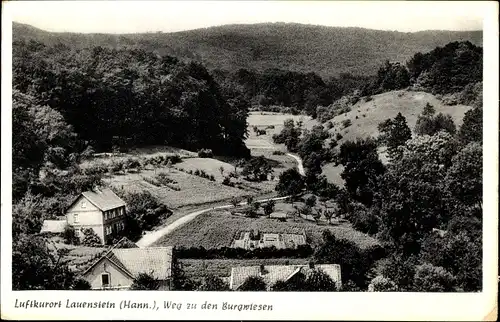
[13,22,482,78]
[322,90,472,185]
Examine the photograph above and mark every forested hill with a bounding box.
[13,22,482,77]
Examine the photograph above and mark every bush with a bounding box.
[413,263,457,292]
[239,276,267,291]
[326,121,334,130]
[197,274,229,291]
[72,278,91,290]
[81,228,102,247]
[272,150,285,155]
[198,149,213,158]
[119,191,173,241]
[368,275,398,291]
[336,133,343,140]
[63,225,79,245]
[342,119,352,128]
[222,176,234,187]
[305,195,317,208]
[82,162,108,176]
[350,207,380,235]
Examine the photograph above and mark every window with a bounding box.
[74,214,79,223]
[101,273,110,287]
[81,201,87,208]
[106,226,112,235]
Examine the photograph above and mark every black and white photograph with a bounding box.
[1,0,498,320]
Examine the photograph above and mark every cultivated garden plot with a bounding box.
[106,167,250,209]
[154,209,379,250]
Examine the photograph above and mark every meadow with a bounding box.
[154,208,379,250]
[320,90,472,185]
[324,90,471,145]
[245,111,318,150]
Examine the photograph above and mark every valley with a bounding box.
[11,20,483,294]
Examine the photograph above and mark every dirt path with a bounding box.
[286,153,305,175]
[136,154,305,248]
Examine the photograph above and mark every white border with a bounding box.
[1,1,498,320]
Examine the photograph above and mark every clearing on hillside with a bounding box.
[245,111,318,150]
[322,90,472,185]
[324,90,471,145]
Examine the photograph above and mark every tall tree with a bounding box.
[275,168,305,200]
[337,138,385,206]
[378,112,412,161]
[458,107,482,145]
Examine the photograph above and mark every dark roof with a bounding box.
[109,247,173,280]
[75,188,126,212]
[230,264,342,290]
[82,244,174,281]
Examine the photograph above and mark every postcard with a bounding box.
[1,1,498,320]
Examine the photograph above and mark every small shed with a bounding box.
[40,220,67,234]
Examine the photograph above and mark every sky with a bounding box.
[6,1,485,34]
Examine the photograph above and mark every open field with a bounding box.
[179,258,310,282]
[324,90,472,145]
[153,208,379,250]
[245,111,318,150]
[321,90,472,185]
[174,157,236,181]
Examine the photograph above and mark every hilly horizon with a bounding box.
[12,22,482,77]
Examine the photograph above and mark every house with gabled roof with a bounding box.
[229,263,342,291]
[40,187,127,245]
[65,187,127,245]
[81,240,174,290]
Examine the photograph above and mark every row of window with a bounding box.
[104,207,125,220]
[105,222,125,235]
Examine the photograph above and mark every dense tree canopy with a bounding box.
[13,235,76,290]
[13,40,250,157]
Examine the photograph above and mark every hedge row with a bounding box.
[175,245,314,259]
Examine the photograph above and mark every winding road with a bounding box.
[136,153,305,248]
